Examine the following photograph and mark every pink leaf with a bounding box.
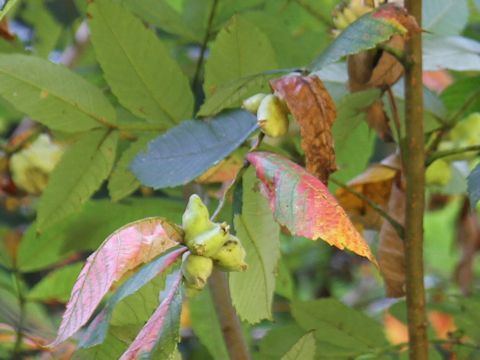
[120,271,183,360]
[247,152,377,264]
[49,217,183,347]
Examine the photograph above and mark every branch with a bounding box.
[11,268,26,360]
[404,0,428,358]
[426,145,480,166]
[330,177,405,239]
[207,133,263,360]
[192,0,219,98]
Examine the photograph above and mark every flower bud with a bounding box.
[182,194,211,243]
[186,222,230,257]
[242,93,267,113]
[9,134,63,194]
[257,94,289,138]
[181,252,213,290]
[213,234,248,272]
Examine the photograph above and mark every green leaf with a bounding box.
[331,90,377,187]
[131,109,258,189]
[423,0,468,35]
[0,0,19,21]
[292,299,387,355]
[88,0,193,126]
[108,134,156,202]
[73,326,130,359]
[231,168,280,323]
[0,54,116,132]
[121,0,201,42]
[37,129,118,232]
[281,332,316,360]
[203,15,277,97]
[311,9,410,71]
[190,287,229,360]
[18,198,184,272]
[258,324,306,360]
[198,71,278,117]
[120,271,183,359]
[468,164,480,209]
[23,0,63,57]
[441,76,480,120]
[80,249,184,348]
[275,258,294,300]
[27,263,83,303]
[423,36,480,72]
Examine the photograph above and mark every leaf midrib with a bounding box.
[94,4,177,125]
[0,67,111,127]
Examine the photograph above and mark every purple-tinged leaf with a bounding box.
[80,247,186,348]
[247,152,376,264]
[49,217,183,347]
[119,271,183,360]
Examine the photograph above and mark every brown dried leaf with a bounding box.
[336,153,400,230]
[196,152,244,184]
[378,175,406,297]
[347,35,405,141]
[455,198,480,295]
[270,74,336,184]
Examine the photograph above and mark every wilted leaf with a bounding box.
[280,332,316,360]
[455,199,480,295]
[378,175,406,297]
[80,247,185,348]
[196,149,245,184]
[0,54,116,132]
[88,0,193,125]
[119,271,183,360]
[247,152,376,264]
[311,4,419,71]
[271,74,337,183]
[467,164,480,209]
[132,110,258,189]
[384,312,408,345]
[37,129,118,232]
[336,153,400,230]
[49,217,183,347]
[231,168,280,323]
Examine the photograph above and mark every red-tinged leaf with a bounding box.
[120,271,183,360]
[50,217,183,347]
[271,74,337,184]
[80,247,186,348]
[247,152,376,264]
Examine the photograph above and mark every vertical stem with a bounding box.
[404,1,428,359]
[11,269,25,360]
[209,270,251,360]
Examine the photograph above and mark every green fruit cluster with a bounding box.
[242,93,290,138]
[181,194,248,297]
[332,0,374,35]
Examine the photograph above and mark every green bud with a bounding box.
[187,222,230,257]
[213,234,248,272]
[182,194,211,243]
[257,94,289,138]
[181,252,213,290]
[242,93,267,113]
